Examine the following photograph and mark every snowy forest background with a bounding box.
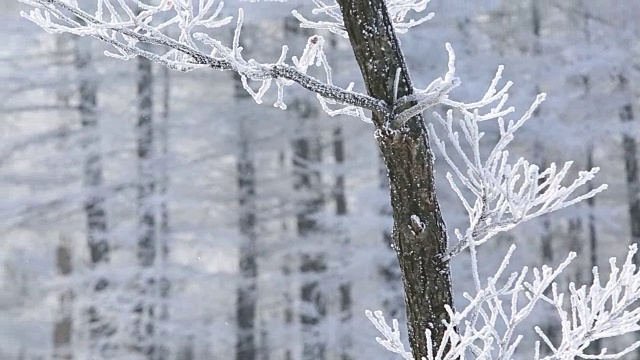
[1,0,639,359]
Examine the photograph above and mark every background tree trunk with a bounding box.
[585,147,599,324]
[234,65,259,360]
[284,16,328,360]
[292,100,326,360]
[53,236,74,360]
[338,0,454,357]
[156,63,171,360]
[280,147,295,360]
[618,76,640,262]
[333,124,352,360]
[134,45,158,360]
[74,35,113,357]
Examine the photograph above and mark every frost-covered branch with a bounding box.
[17,0,478,127]
[19,0,385,119]
[536,245,640,360]
[369,245,640,360]
[389,43,461,129]
[424,64,607,261]
[292,0,435,38]
[366,309,414,360]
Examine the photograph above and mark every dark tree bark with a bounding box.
[234,67,259,360]
[585,147,600,354]
[377,153,404,321]
[281,250,294,360]
[157,64,172,360]
[53,236,74,360]
[136,49,156,269]
[284,16,328,360]
[75,38,109,269]
[279,149,295,360]
[159,67,170,259]
[293,100,326,360]
[74,35,113,356]
[338,1,454,357]
[333,124,352,360]
[134,45,159,360]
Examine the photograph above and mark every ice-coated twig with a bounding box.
[19,0,387,118]
[535,244,640,360]
[17,0,480,127]
[390,43,461,130]
[292,0,435,38]
[369,245,640,360]
[365,310,414,360]
[425,64,607,261]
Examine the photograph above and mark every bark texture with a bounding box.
[74,35,114,356]
[333,124,353,360]
[234,69,259,360]
[76,38,109,269]
[286,16,328,360]
[338,0,454,357]
[292,100,326,360]
[53,236,74,360]
[134,47,161,360]
[378,153,405,321]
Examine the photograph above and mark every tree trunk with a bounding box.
[234,68,259,360]
[74,35,112,356]
[333,124,352,360]
[614,81,637,360]
[285,16,328,360]
[134,45,158,360]
[536,144,557,354]
[377,153,404,321]
[280,148,295,360]
[156,64,171,360]
[293,100,326,360]
[339,1,454,357]
[53,236,74,360]
[75,37,109,270]
[618,76,640,263]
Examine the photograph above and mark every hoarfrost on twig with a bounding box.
[368,245,640,360]
[423,62,608,261]
[19,0,386,119]
[292,0,435,38]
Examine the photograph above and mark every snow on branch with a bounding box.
[369,244,640,360]
[535,245,640,360]
[366,309,414,360]
[292,0,434,38]
[390,43,461,130]
[19,0,385,120]
[423,63,607,261]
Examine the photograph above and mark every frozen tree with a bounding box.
[16,0,638,359]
